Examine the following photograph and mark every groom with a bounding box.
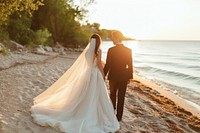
[104,30,133,121]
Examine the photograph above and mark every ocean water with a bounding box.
[101,40,200,109]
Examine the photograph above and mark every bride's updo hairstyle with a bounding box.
[91,33,101,56]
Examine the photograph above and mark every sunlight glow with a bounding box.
[85,0,200,40]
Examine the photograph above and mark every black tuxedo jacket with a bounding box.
[104,44,133,82]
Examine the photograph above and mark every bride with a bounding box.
[31,34,120,133]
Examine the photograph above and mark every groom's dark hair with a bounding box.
[91,33,101,56]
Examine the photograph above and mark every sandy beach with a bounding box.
[0,51,200,133]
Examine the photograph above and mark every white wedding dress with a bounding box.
[31,39,120,133]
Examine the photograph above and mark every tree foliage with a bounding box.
[0,0,122,48]
[31,0,92,47]
[0,0,43,25]
[35,28,52,45]
[7,13,36,45]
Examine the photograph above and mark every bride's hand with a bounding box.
[104,76,106,81]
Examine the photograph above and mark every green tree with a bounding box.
[0,0,95,47]
[35,28,52,45]
[0,26,9,40]
[6,13,36,45]
[99,29,111,40]
[0,0,43,25]
[32,0,93,47]
[91,22,100,33]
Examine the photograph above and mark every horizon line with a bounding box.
[135,39,200,41]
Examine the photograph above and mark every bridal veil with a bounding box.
[31,38,119,133]
[33,39,96,104]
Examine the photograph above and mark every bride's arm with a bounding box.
[97,49,105,80]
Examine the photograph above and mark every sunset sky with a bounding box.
[77,0,200,40]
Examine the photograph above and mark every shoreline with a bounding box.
[132,74,200,119]
[102,61,200,119]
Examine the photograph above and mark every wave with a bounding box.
[134,60,200,70]
[134,54,200,62]
[136,65,200,83]
[135,52,200,57]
